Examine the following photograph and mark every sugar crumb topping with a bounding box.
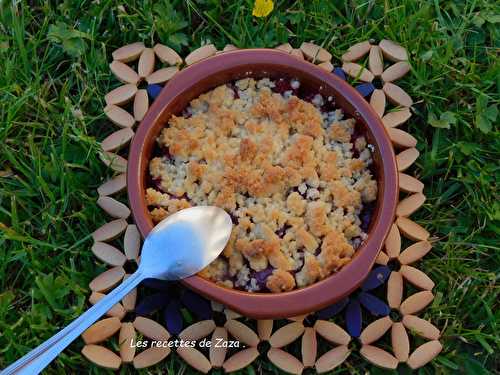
[147,78,377,292]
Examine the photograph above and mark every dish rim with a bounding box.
[127,48,398,319]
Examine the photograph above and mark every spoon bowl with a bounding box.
[140,206,233,280]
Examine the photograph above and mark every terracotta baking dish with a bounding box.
[128,49,398,319]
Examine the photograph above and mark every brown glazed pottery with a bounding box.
[128,49,398,319]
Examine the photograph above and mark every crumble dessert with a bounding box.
[146,77,378,293]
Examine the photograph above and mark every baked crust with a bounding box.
[147,78,377,292]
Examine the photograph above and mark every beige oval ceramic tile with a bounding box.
[402,315,440,340]
[104,105,135,128]
[407,340,442,369]
[222,348,259,372]
[288,314,307,323]
[153,43,182,65]
[385,223,401,258]
[224,309,242,320]
[382,61,411,82]
[257,320,273,341]
[97,173,127,196]
[275,43,293,53]
[368,45,384,76]
[300,42,331,63]
[301,327,317,367]
[222,44,238,52]
[396,148,419,171]
[396,217,430,241]
[121,274,137,312]
[400,265,435,290]
[100,151,128,173]
[375,250,389,265]
[112,42,144,63]
[105,84,138,106]
[133,316,170,341]
[92,219,127,242]
[360,316,393,345]
[291,48,304,59]
[379,39,408,62]
[360,345,398,369]
[177,346,211,373]
[382,108,412,128]
[391,322,409,361]
[82,317,121,344]
[341,41,371,62]
[82,344,122,370]
[388,128,418,148]
[119,322,136,363]
[400,291,434,315]
[179,320,216,340]
[269,322,305,348]
[224,320,260,347]
[370,89,386,117]
[185,44,217,65]
[109,61,140,84]
[314,320,350,345]
[146,66,179,84]
[101,128,134,152]
[123,224,140,260]
[314,345,350,373]
[387,271,403,309]
[398,173,424,193]
[138,48,155,78]
[132,89,148,122]
[209,327,228,367]
[383,82,413,107]
[396,193,426,217]
[342,62,374,82]
[89,292,126,319]
[97,196,131,219]
[89,266,125,292]
[91,242,126,267]
[133,346,171,369]
[398,241,432,265]
[267,348,304,375]
[318,61,333,72]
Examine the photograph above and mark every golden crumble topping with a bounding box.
[147,78,377,292]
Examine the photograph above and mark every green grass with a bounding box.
[0,0,498,373]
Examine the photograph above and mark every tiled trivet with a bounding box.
[81,40,442,373]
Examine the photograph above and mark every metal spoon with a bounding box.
[3,206,232,374]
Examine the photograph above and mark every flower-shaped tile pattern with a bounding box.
[316,266,391,337]
[82,40,441,373]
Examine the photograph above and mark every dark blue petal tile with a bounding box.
[180,290,212,320]
[355,83,375,97]
[333,67,346,81]
[147,84,163,99]
[316,297,349,319]
[359,292,390,316]
[346,299,362,337]
[361,266,391,291]
[141,278,173,291]
[164,299,183,335]
[135,292,169,316]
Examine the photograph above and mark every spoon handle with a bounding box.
[2,271,144,375]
